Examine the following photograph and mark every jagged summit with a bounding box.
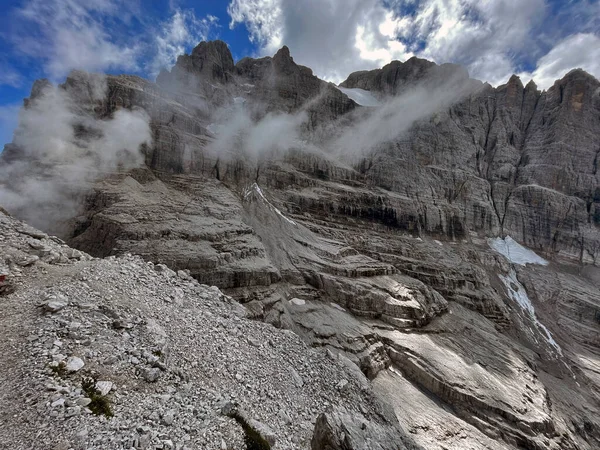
[157,39,235,85]
[339,55,474,95]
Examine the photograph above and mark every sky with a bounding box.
[0,0,599,147]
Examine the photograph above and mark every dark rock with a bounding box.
[311,406,420,450]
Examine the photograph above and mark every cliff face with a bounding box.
[73,42,600,265]
[341,62,600,262]
[2,40,600,450]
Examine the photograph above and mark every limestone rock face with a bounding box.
[341,65,600,262]
[235,45,356,124]
[2,41,600,450]
[0,210,423,450]
[311,405,421,450]
[157,40,235,86]
[340,56,472,96]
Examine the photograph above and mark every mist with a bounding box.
[329,75,480,160]
[0,76,152,234]
[0,60,477,235]
[205,100,308,164]
[201,71,479,169]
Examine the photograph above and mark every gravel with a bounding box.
[0,210,398,450]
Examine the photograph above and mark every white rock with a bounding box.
[65,356,85,372]
[44,301,67,313]
[95,381,113,396]
[51,398,65,408]
[336,379,349,390]
[77,397,92,407]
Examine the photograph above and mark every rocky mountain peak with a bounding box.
[340,56,472,95]
[525,78,539,92]
[272,45,314,77]
[561,67,599,85]
[26,78,52,104]
[274,44,292,60]
[189,39,235,73]
[157,39,235,87]
[506,74,524,88]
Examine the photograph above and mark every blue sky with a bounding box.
[1,0,599,147]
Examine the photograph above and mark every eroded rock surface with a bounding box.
[0,210,415,450]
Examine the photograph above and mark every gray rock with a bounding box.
[141,367,161,383]
[246,418,277,447]
[311,406,419,450]
[51,398,65,408]
[161,409,175,426]
[288,367,304,388]
[94,381,113,396]
[65,356,84,372]
[43,301,67,313]
[76,397,92,407]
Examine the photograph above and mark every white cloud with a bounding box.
[520,33,600,90]
[0,104,21,147]
[409,0,545,83]
[227,0,600,87]
[150,9,219,77]
[14,0,142,79]
[228,0,413,82]
[0,80,152,231]
[0,67,23,88]
[228,0,284,54]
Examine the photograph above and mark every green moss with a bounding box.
[82,377,113,418]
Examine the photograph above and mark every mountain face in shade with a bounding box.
[1,40,600,450]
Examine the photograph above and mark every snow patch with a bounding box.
[244,183,297,225]
[330,302,346,312]
[489,236,548,266]
[338,87,381,107]
[500,269,562,356]
[233,97,246,105]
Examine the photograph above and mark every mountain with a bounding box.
[1,40,599,450]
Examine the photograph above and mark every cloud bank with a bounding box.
[520,33,600,90]
[8,0,221,82]
[0,77,152,233]
[228,0,600,89]
[13,0,142,79]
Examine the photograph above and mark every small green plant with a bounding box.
[50,361,67,377]
[82,377,113,418]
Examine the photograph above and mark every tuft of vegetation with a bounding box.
[50,361,67,377]
[82,377,113,418]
